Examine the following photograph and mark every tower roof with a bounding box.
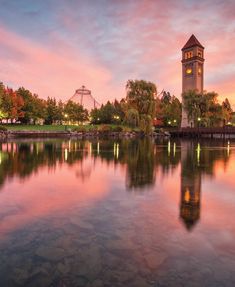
[182,34,204,50]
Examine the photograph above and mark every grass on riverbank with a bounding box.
[0,124,140,132]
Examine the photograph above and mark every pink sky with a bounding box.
[0,0,235,106]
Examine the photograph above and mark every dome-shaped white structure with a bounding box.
[69,86,100,111]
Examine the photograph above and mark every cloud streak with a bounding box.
[0,0,235,105]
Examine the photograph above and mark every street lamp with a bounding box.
[197,117,201,128]
[64,114,68,131]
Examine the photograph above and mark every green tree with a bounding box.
[222,98,233,124]
[126,79,156,117]
[64,100,88,123]
[125,80,156,133]
[45,97,59,124]
[125,108,139,128]
[183,90,227,127]
[16,88,46,124]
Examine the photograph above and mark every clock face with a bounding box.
[186,68,192,75]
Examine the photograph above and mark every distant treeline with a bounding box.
[0,80,233,130]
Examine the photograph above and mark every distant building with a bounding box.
[69,85,100,112]
[181,35,205,127]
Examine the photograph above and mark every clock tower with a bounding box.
[181,34,205,127]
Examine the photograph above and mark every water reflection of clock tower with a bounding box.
[181,35,205,127]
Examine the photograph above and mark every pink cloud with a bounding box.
[0,0,235,107]
[0,24,124,104]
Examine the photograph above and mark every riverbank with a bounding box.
[0,124,171,139]
[0,129,170,139]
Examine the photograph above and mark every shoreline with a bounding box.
[1,127,235,140]
[0,130,170,140]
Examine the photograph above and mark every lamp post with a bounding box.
[197,117,201,137]
[64,114,68,131]
[197,117,201,127]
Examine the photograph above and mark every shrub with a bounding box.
[98,125,112,132]
[111,125,123,132]
[72,126,86,132]
[0,126,7,131]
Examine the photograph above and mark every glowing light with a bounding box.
[97,142,100,155]
[186,68,192,74]
[116,143,119,159]
[113,143,119,159]
[168,141,171,156]
[196,143,201,164]
[227,141,230,156]
[173,142,176,157]
[184,188,190,203]
[64,148,68,161]
[89,142,92,154]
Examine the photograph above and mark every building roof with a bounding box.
[182,34,204,50]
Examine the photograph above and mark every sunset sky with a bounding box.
[0,0,235,106]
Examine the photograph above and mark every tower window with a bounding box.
[186,68,192,74]
[198,50,202,57]
[198,66,202,75]
[185,51,193,59]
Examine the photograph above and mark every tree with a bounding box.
[0,87,24,122]
[125,108,139,127]
[0,82,7,120]
[183,90,229,127]
[157,92,181,126]
[126,80,156,117]
[90,101,124,124]
[125,80,156,133]
[16,88,46,124]
[222,98,233,124]
[45,97,60,124]
[64,100,88,123]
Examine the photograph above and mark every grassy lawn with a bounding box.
[1,124,140,132]
[1,124,79,131]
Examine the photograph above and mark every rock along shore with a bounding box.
[0,130,170,140]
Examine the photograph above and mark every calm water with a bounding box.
[0,138,235,287]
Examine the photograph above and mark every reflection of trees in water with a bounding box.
[0,140,87,188]
[0,139,233,196]
[125,139,155,189]
[0,138,233,231]
[180,140,231,230]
